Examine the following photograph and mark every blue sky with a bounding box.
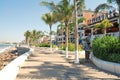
[0,0,107,42]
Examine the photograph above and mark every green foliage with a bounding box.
[37,43,58,48]
[52,45,58,48]
[38,42,50,47]
[92,36,120,63]
[109,54,120,63]
[24,30,45,46]
[59,43,83,51]
[59,44,66,50]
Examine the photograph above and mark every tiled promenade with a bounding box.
[16,47,119,80]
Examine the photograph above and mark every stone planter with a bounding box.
[90,52,120,75]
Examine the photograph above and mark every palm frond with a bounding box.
[41,1,56,11]
[95,3,114,13]
[77,0,85,11]
[78,17,86,24]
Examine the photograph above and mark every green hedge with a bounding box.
[37,43,58,48]
[92,36,120,63]
[38,42,50,47]
[59,43,83,51]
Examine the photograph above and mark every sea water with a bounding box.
[0,44,12,53]
[0,44,11,49]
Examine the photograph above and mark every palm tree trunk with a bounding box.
[65,21,68,58]
[74,0,79,63]
[50,25,52,51]
[57,26,59,45]
[61,23,64,48]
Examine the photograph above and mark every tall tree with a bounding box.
[51,30,56,35]
[94,19,113,35]
[57,23,65,48]
[30,30,37,43]
[24,30,31,46]
[74,0,79,63]
[58,0,74,58]
[74,0,85,63]
[101,19,113,35]
[28,30,42,46]
[24,30,44,46]
[42,12,57,51]
[37,30,45,38]
[41,0,74,58]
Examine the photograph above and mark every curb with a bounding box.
[0,48,34,80]
[90,52,120,75]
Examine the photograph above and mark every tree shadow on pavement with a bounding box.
[56,51,120,79]
[16,48,120,80]
[19,61,85,80]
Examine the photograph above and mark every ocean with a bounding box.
[0,44,13,53]
[0,44,11,49]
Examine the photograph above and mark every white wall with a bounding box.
[0,48,34,80]
[90,52,120,75]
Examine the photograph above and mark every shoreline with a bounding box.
[0,44,15,54]
[0,47,29,70]
[0,46,11,54]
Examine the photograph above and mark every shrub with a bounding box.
[52,44,58,48]
[59,44,66,50]
[109,54,120,63]
[59,43,83,51]
[38,42,50,47]
[92,36,120,63]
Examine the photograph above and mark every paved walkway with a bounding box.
[16,47,120,80]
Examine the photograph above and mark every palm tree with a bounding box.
[94,19,113,35]
[37,30,45,38]
[24,30,31,46]
[74,0,79,63]
[31,30,37,42]
[51,30,56,35]
[95,0,120,42]
[101,19,113,35]
[94,23,101,32]
[42,12,57,51]
[41,0,74,58]
[57,23,65,48]
[24,30,45,46]
[29,30,38,46]
[74,0,85,63]
[55,0,74,58]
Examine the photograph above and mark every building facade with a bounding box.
[79,10,119,47]
[57,9,119,46]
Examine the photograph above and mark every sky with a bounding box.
[0,0,107,42]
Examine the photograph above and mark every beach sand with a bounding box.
[0,47,29,70]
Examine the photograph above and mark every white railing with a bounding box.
[0,48,34,80]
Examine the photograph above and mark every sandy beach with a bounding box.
[0,47,29,70]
